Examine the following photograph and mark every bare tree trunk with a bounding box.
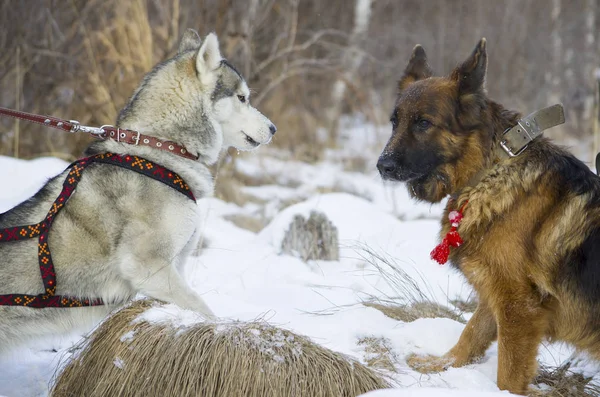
[586,0,597,160]
[222,0,260,76]
[584,0,596,75]
[593,70,600,163]
[437,0,446,71]
[326,0,372,141]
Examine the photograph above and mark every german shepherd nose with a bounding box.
[377,156,396,179]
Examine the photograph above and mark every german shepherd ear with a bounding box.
[398,45,433,92]
[178,29,202,54]
[196,33,223,81]
[452,38,487,94]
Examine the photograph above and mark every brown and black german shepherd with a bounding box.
[377,38,600,395]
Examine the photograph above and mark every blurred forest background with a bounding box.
[0,0,599,162]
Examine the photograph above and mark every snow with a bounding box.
[134,302,207,329]
[113,357,125,370]
[361,389,512,397]
[213,323,303,363]
[0,119,598,396]
[0,156,67,213]
[119,331,135,343]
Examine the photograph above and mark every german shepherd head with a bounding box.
[377,39,519,202]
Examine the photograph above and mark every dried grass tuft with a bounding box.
[357,336,398,373]
[530,361,600,397]
[52,299,389,397]
[356,244,466,324]
[224,213,267,233]
[281,211,339,262]
[450,296,478,313]
[364,301,465,324]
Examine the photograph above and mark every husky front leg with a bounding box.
[125,258,215,320]
[105,224,214,318]
[120,235,216,320]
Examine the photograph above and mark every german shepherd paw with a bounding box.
[406,353,455,373]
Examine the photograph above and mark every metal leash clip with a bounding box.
[69,120,107,136]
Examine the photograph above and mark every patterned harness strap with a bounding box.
[0,153,195,308]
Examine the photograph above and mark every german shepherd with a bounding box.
[377,39,600,395]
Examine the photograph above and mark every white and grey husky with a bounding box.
[0,29,275,354]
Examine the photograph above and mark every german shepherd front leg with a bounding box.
[407,297,497,372]
[494,293,549,395]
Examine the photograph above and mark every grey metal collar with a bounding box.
[498,104,565,158]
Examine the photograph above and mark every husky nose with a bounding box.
[377,156,397,179]
[269,124,277,135]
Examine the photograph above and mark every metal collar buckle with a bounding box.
[499,137,528,157]
[499,104,565,158]
[500,120,532,157]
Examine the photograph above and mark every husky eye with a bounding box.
[237,95,247,103]
[416,119,432,130]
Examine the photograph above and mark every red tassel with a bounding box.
[446,229,463,247]
[430,238,450,265]
[430,199,469,265]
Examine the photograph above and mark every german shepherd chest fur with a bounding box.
[448,139,600,345]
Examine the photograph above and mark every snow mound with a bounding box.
[259,192,406,249]
[360,388,513,397]
[0,156,67,213]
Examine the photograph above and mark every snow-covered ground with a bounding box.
[0,120,598,396]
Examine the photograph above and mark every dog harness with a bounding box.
[0,153,195,308]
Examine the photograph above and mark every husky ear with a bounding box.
[179,29,202,54]
[452,38,487,94]
[196,33,222,77]
[398,45,433,92]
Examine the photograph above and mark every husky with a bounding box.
[0,29,275,354]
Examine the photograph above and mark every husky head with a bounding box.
[117,29,276,164]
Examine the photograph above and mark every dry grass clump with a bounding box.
[364,301,465,324]
[224,213,267,233]
[357,336,398,373]
[450,296,478,313]
[52,299,389,397]
[356,244,466,324]
[281,211,340,262]
[530,361,600,397]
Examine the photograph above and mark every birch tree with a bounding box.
[326,0,373,140]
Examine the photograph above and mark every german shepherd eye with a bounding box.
[237,95,247,103]
[416,119,432,130]
[390,114,399,129]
